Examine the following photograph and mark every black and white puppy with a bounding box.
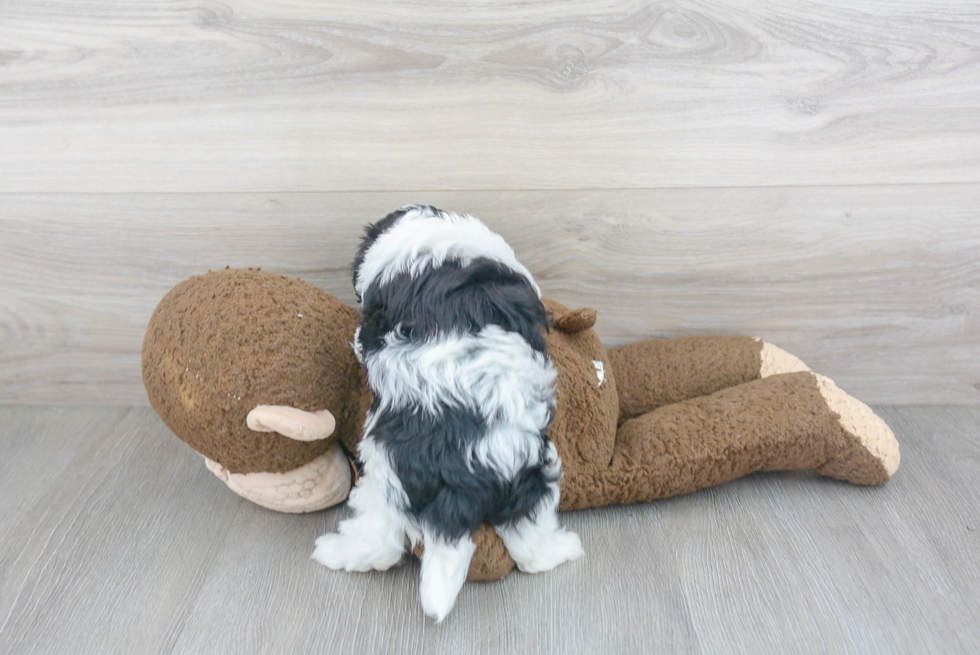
[312,205,583,621]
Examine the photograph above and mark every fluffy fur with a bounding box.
[312,205,583,622]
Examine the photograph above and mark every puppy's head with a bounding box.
[351,205,442,303]
[351,205,541,306]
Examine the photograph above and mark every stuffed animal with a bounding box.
[142,267,900,580]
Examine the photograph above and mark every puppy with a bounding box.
[312,205,583,621]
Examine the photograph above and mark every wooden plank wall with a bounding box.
[1,1,978,405]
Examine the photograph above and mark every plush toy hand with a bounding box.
[203,406,353,513]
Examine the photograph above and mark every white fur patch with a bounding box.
[363,325,557,478]
[355,429,411,512]
[469,425,544,481]
[351,325,364,363]
[311,434,421,572]
[354,206,541,301]
[364,325,555,421]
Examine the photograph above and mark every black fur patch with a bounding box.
[370,403,557,541]
[357,257,549,356]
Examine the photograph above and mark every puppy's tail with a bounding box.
[418,531,477,623]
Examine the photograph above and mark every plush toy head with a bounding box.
[142,268,369,474]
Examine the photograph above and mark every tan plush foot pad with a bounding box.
[815,374,900,483]
[757,339,811,377]
[205,442,352,513]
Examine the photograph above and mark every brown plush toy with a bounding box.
[143,268,900,581]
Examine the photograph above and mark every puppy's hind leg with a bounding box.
[494,485,584,574]
[419,528,476,623]
[312,440,413,572]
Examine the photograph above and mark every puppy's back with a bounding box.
[351,206,559,541]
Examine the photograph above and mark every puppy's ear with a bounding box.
[247,406,336,441]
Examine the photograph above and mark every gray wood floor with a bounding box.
[1,405,978,654]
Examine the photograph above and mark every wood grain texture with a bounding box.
[662,406,980,653]
[1,405,978,654]
[0,408,246,655]
[0,407,130,541]
[2,186,978,405]
[0,0,978,192]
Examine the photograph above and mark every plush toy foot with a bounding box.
[756,345,899,483]
[814,374,901,484]
[757,339,811,377]
[204,441,351,513]
[419,533,476,623]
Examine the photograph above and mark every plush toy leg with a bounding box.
[414,524,518,583]
[204,441,351,513]
[607,337,810,421]
[559,371,899,510]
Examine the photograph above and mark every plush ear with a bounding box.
[552,307,598,334]
[246,405,337,441]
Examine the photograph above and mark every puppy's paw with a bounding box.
[311,533,360,571]
[514,528,584,574]
[311,532,403,572]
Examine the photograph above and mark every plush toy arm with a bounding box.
[205,443,352,513]
[607,337,810,421]
[558,371,900,510]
